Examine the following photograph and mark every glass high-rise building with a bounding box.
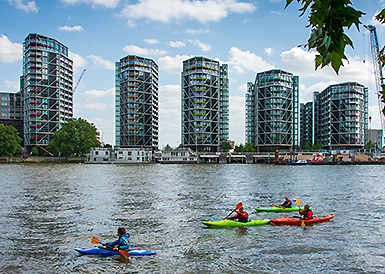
[22,33,73,149]
[246,69,299,152]
[314,82,368,149]
[181,57,229,152]
[300,102,313,148]
[0,91,23,142]
[115,55,159,150]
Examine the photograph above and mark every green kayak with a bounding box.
[255,207,310,213]
[202,219,270,227]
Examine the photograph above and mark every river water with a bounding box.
[0,163,384,273]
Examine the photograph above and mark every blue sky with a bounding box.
[0,0,382,147]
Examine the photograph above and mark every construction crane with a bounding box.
[73,68,86,93]
[365,25,385,136]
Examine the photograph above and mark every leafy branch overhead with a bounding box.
[286,0,385,116]
[286,0,364,74]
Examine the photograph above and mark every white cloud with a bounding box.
[69,51,87,72]
[188,40,211,51]
[121,0,256,23]
[8,0,38,13]
[126,20,136,28]
[83,102,110,110]
[123,45,167,56]
[169,40,186,48]
[0,80,19,91]
[60,0,120,8]
[144,38,159,44]
[264,48,272,55]
[227,46,274,73]
[87,55,114,70]
[159,84,181,147]
[280,47,372,84]
[0,35,22,63]
[59,25,84,32]
[158,54,193,74]
[185,28,210,35]
[84,87,114,97]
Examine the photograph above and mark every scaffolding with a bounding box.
[181,57,228,152]
[116,55,159,150]
[314,82,368,149]
[22,33,73,149]
[246,69,299,152]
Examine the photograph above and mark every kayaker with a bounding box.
[102,227,131,251]
[299,204,313,220]
[226,205,249,223]
[279,196,292,208]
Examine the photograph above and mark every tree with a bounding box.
[221,141,232,152]
[0,124,22,156]
[234,144,244,152]
[163,144,172,151]
[286,0,385,114]
[104,143,112,148]
[311,143,322,152]
[31,147,39,156]
[303,142,311,152]
[48,118,100,157]
[244,142,255,152]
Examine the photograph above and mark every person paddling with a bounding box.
[102,227,131,252]
[279,196,292,208]
[272,196,292,208]
[226,203,249,223]
[299,204,313,220]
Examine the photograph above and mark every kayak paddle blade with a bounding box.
[91,236,101,245]
[296,200,301,207]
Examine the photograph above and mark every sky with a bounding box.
[0,0,383,147]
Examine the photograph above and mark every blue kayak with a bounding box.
[75,248,156,256]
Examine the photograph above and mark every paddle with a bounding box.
[225,202,243,219]
[91,236,130,258]
[296,200,305,227]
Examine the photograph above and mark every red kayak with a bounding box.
[270,215,334,226]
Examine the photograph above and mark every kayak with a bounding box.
[202,219,270,227]
[75,248,156,256]
[255,207,310,213]
[270,215,334,226]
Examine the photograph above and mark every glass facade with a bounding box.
[22,33,73,147]
[313,82,368,149]
[181,57,229,152]
[115,55,159,150]
[300,102,313,148]
[245,69,299,152]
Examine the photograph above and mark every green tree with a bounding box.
[311,143,322,152]
[31,147,39,156]
[163,144,172,151]
[244,142,255,152]
[0,124,22,156]
[286,0,385,114]
[234,144,244,152]
[366,141,375,150]
[221,141,232,152]
[48,118,100,157]
[303,142,311,152]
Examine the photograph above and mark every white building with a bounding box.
[86,147,152,164]
[158,148,198,163]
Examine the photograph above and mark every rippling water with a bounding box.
[1,163,385,273]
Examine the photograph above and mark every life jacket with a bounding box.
[235,210,249,222]
[300,209,313,220]
[118,233,131,250]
